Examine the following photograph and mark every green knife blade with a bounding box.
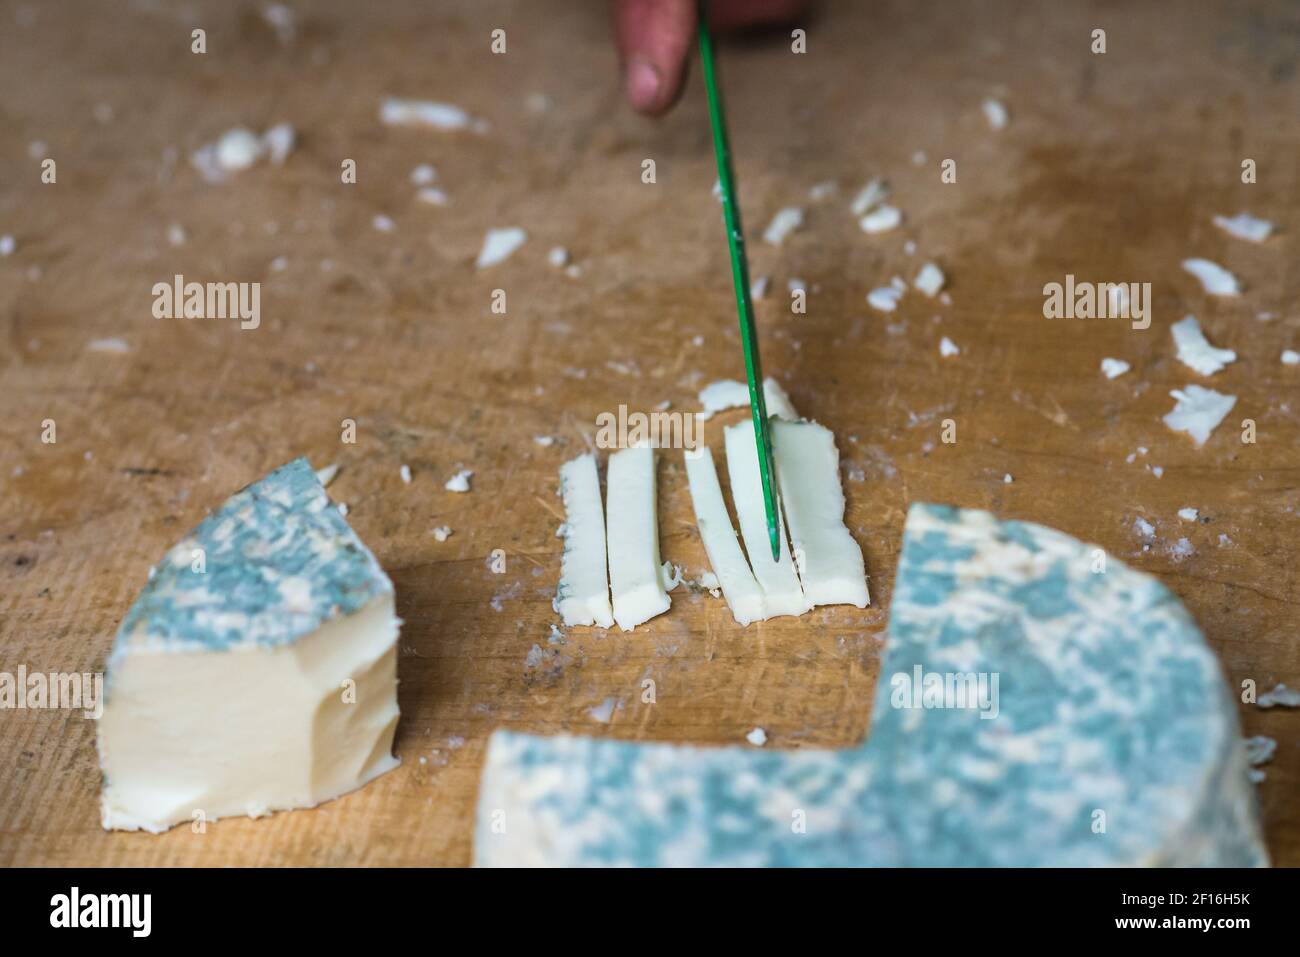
[698,11,782,562]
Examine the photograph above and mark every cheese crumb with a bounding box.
[87,338,131,354]
[475,227,526,269]
[1163,385,1237,446]
[533,435,555,447]
[400,464,412,484]
[1212,212,1273,243]
[859,205,902,234]
[762,206,804,246]
[432,526,452,541]
[867,286,903,313]
[1182,258,1241,296]
[750,275,770,300]
[1282,350,1300,366]
[1258,684,1300,709]
[939,336,960,357]
[410,163,437,185]
[547,246,570,268]
[416,187,448,206]
[379,98,482,132]
[1178,507,1199,522]
[1003,474,1013,484]
[0,234,16,257]
[1171,315,1236,375]
[849,178,889,216]
[372,214,396,233]
[1100,357,1131,379]
[746,727,768,747]
[913,262,945,297]
[1134,517,1155,538]
[982,98,1009,130]
[445,469,473,492]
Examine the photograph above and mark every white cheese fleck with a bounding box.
[547,246,570,268]
[416,187,448,206]
[913,262,945,297]
[849,178,889,216]
[762,206,804,246]
[1134,517,1155,538]
[1100,357,1131,379]
[445,469,473,492]
[1258,684,1300,709]
[867,286,903,312]
[982,98,1009,130]
[746,727,768,747]
[1178,508,1199,522]
[587,697,618,724]
[808,180,837,201]
[1163,385,1237,446]
[1282,350,1300,366]
[262,122,295,165]
[475,227,526,269]
[1212,212,1273,243]
[859,205,902,234]
[87,338,131,354]
[0,234,16,256]
[432,526,452,541]
[410,164,437,185]
[533,435,555,447]
[399,464,412,484]
[1182,258,1241,296]
[379,98,481,132]
[1171,315,1236,375]
[939,336,960,357]
[750,275,770,300]
[372,214,396,233]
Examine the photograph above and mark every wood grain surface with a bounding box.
[1,0,1297,867]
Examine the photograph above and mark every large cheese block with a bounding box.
[98,458,401,832]
[474,504,1267,866]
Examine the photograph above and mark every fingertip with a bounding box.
[625,56,664,114]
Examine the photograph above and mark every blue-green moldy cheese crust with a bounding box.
[474,503,1267,867]
[110,458,391,665]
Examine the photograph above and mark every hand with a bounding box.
[615,0,810,115]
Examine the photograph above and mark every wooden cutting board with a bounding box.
[1,0,1297,866]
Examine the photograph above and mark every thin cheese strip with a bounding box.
[554,453,613,628]
[772,420,870,608]
[723,420,811,618]
[683,447,766,625]
[606,445,671,631]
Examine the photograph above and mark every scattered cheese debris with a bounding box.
[0,234,14,257]
[445,469,473,492]
[372,214,396,233]
[859,205,902,234]
[1100,357,1131,379]
[1178,507,1199,522]
[1182,258,1241,296]
[762,206,804,246]
[533,435,555,447]
[1282,350,1299,366]
[475,227,526,269]
[410,163,437,185]
[939,336,960,357]
[262,122,295,165]
[1003,474,1013,484]
[867,286,903,312]
[808,180,837,200]
[587,697,618,724]
[1171,315,1236,375]
[913,262,945,297]
[399,464,412,484]
[750,275,770,300]
[1134,517,1156,538]
[1163,384,1237,446]
[746,727,768,747]
[432,526,452,542]
[191,124,295,182]
[416,187,448,206]
[982,98,1009,130]
[1212,212,1273,243]
[697,377,798,421]
[167,224,186,247]
[547,246,570,268]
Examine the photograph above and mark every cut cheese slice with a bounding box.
[98,458,400,832]
[723,420,811,618]
[605,445,671,631]
[698,377,799,422]
[554,453,613,628]
[683,447,766,625]
[772,420,870,608]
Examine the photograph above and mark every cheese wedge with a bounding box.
[97,458,401,832]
